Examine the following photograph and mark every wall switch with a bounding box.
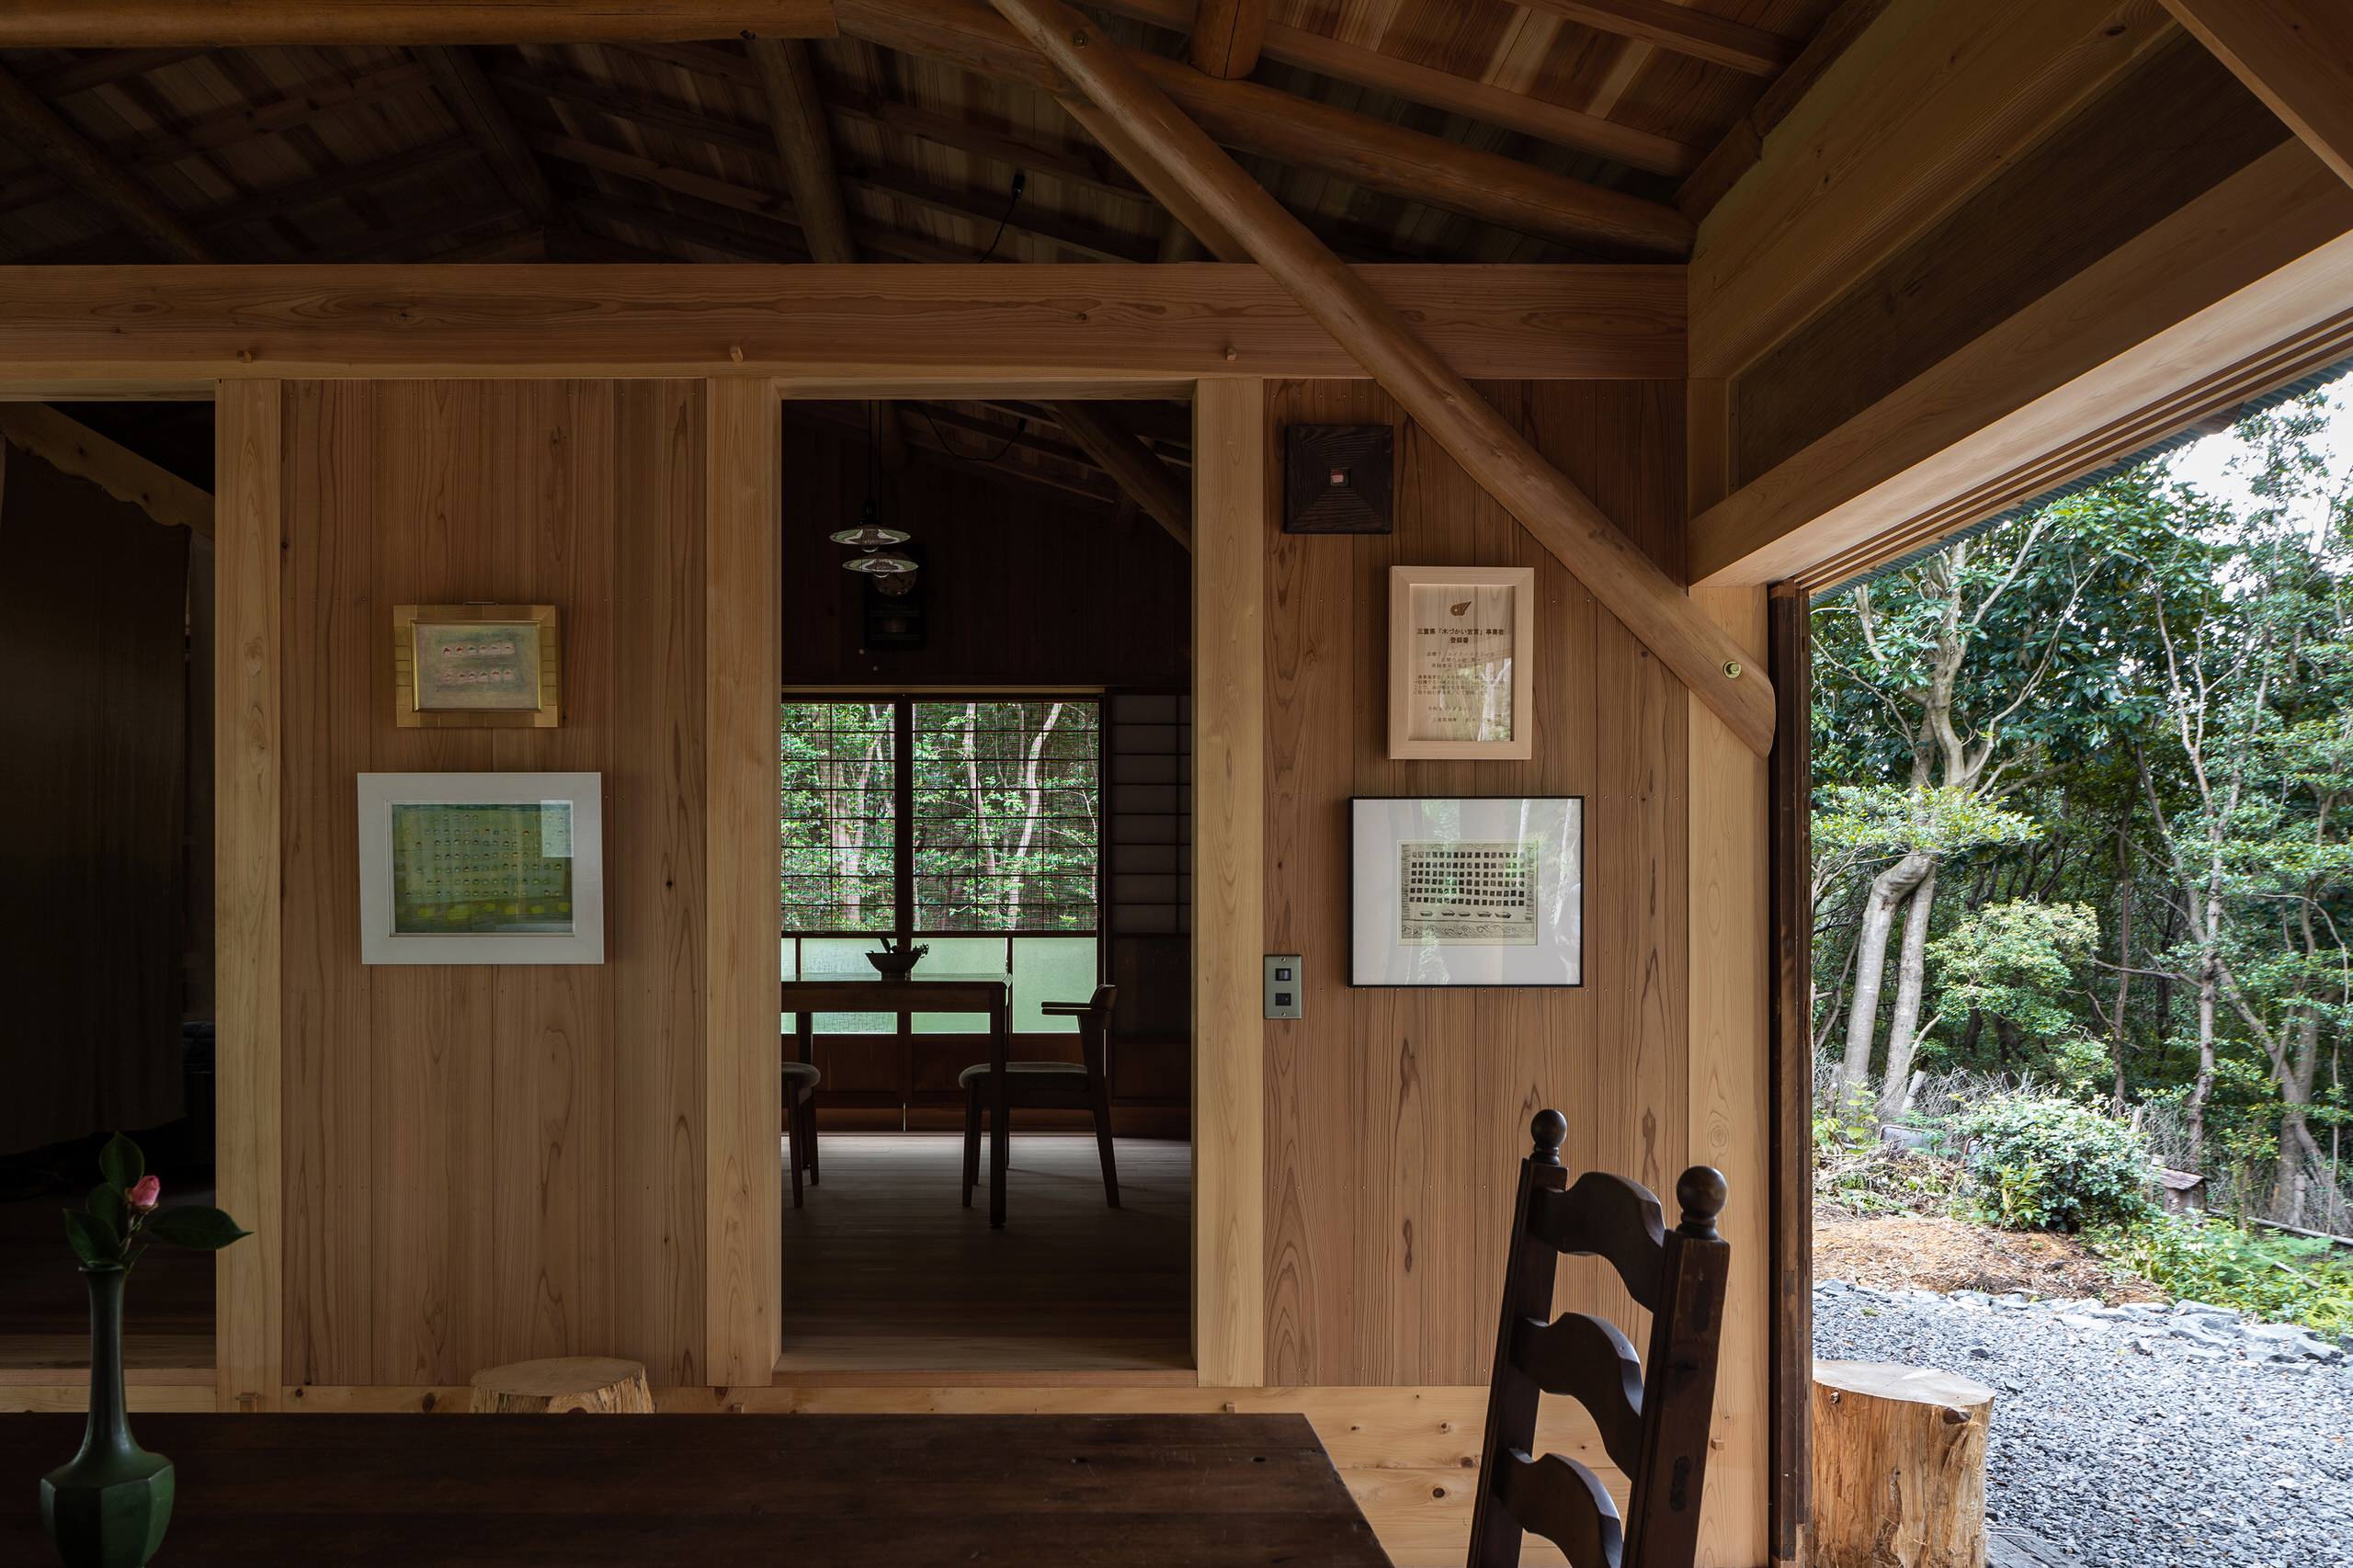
[1265,955,1303,1019]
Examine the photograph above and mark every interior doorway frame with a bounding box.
[752,378,1263,1387]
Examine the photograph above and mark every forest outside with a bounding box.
[1813,378,2353,1325]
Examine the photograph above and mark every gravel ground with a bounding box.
[1814,1281,2353,1568]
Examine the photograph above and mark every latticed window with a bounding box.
[779,696,1102,1040]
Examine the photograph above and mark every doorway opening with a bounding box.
[0,400,217,1381]
[775,397,1193,1378]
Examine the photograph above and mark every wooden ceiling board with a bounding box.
[0,0,1841,267]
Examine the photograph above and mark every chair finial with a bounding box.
[1677,1166,1727,1237]
[1529,1109,1567,1165]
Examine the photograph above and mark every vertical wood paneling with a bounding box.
[1262,379,1688,1390]
[215,378,283,1413]
[703,378,782,1385]
[278,379,710,1389]
[1191,379,1266,1389]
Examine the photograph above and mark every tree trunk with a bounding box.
[1878,866,1939,1119]
[468,1357,653,1415]
[2110,828,2133,1114]
[1813,1361,1993,1568]
[2189,949,2219,1171]
[1838,850,1933,1117]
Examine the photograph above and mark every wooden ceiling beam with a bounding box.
[1688,140,2353,587]
[1511,0,1799,76]
[2163,0,2353,188]
[0,402,212,536]
[1186,0,1266,79]
[0,62,216,262]
[748,40,857,262]
[194,137,482,233]
[1062,96,1250,260]
[795,401,1120,505]
[416,47,557,222]
[983,0,1770,752]
[0,2,840,47]
[1676,0,1893,220]
[835,0,1694,256]
[743,38,910,473]
[617,40,1158,206]
[129,62,438,169]
[1046,400,1190,547]
[0,263,1686,381]
[40,49,204,97]
[1688,0,2179,380]
[1091,0,1702,174]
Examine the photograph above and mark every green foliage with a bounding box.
[1927,901,2098,1061]
[780,698,1100,935]
[59,1133,249,1272]
[1814,785,2041,859]
[1959,1095,2154,1232]
[2091,1214,2353,1338]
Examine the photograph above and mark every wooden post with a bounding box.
[1812,1361,1994,1568]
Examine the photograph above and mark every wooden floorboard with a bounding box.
[778,1134,1191,1378]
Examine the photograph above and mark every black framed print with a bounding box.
[1349,796,1583,987]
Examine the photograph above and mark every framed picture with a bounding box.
[357,772,605,965]
[1388,565,1533,759]
[392,604,562,728]
[1350,796,1582,987]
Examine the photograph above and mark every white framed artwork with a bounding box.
[357,772,605,965]
[1349,796,1582,987]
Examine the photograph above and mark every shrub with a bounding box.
[1958,1095,2152,1231]
[2092,1214,2353,1337]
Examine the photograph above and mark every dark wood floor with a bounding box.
[779,1134,1190,1379]
[0,1180,214,1370]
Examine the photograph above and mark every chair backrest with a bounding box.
[1466,1110,1730,1568]
[1077,983,1116,1083]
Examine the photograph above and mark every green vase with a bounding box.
[40,1266,174,1568]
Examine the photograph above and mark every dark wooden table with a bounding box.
[782,973,1014,1225]
[2,1413,1388,1565]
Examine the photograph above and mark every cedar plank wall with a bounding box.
[1263,380,1689,1387]
[279,381,709,1388]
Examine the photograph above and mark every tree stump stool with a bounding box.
[468,1357,654,1415]
[1813,1359,1995,1568]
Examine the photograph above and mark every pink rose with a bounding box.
[128,1175,160,1211]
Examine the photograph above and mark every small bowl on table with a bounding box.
[866,945,926,979]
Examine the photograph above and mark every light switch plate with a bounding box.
[1265,954,1303,1019]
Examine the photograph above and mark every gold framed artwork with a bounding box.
[392,604,562,728]
[1387,565,1533,760]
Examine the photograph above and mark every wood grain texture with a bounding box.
[1689,0,2176,379]
[278,380,710,1388]
[1262,379,1689,1392]
[0,60,216,262]
[0,1,840,46]
[1686,584,1769,1568]
[2165,0,2353,188]
[216,377,284,1413]
[1192,377,1266,1390]
[1767,585,1814,1565]
[0,266,1685,384]
[1733,31,2283,483]
[0,403,212,535]
[704,377,783,1385]
[1692,138,2353,587]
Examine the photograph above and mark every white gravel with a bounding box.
[1813,1280,2353,1568]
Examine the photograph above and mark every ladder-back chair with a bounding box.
[1467,1110,1731,1568]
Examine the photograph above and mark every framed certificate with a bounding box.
[392,604,562,728]
[1349,796,1582,987]
[1387,565,1533,759]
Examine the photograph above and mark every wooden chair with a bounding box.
[780,1042,822,1210]
[961,983,1119,1210]
[1467,1110,1730,1568]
